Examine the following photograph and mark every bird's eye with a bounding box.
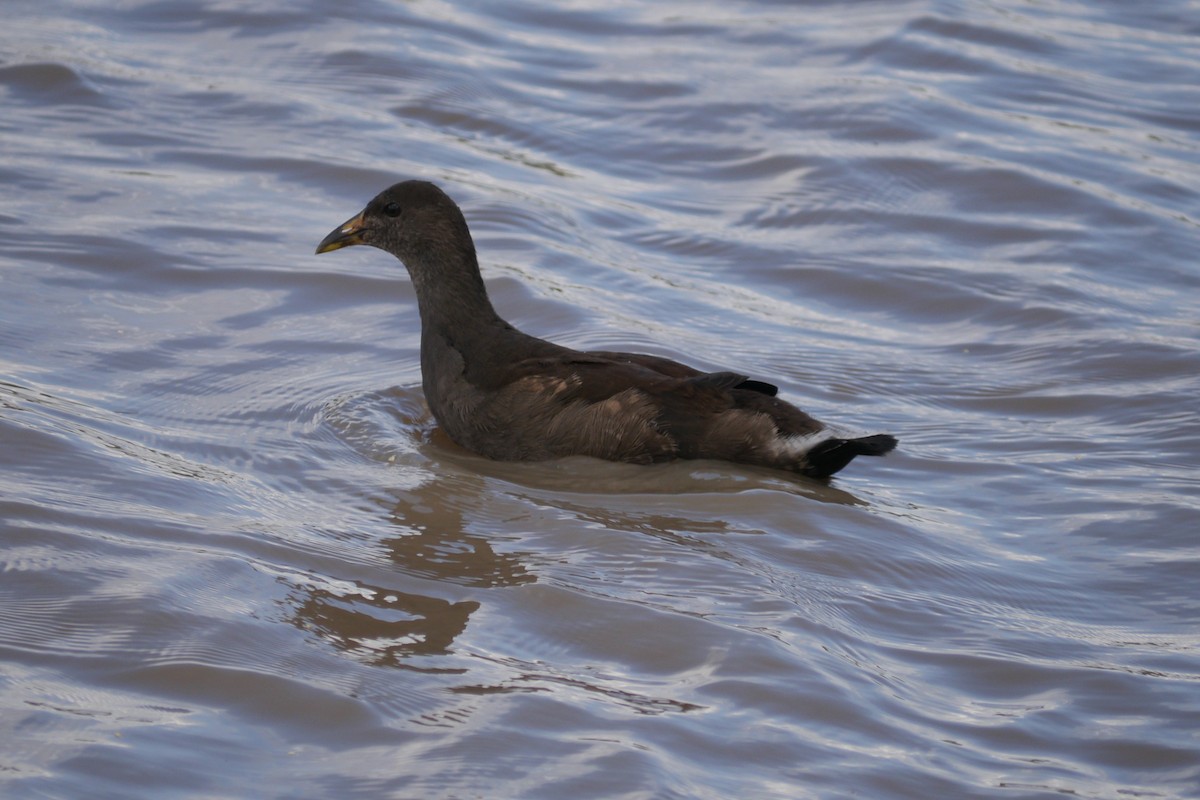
[383,201,402,218]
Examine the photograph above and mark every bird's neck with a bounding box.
[404,246,533,388]
[406,246,505,334]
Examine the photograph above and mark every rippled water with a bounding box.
[3,1,1199,798]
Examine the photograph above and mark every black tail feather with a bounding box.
[804,434,897,479]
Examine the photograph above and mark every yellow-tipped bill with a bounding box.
[315,211,367,254]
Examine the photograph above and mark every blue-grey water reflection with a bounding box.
[3,2,1198,798]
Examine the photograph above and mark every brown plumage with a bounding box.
[316,180,896,479]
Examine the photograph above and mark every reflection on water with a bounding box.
[381,492,537,590]
[3,0,1199,798]
[291,583,479,666]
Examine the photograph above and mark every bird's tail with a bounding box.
[803,434,897,479]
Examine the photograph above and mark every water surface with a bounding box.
[2,1,1199,798]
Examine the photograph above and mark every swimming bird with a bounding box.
[316,181,896,479]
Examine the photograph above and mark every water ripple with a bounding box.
[3,0,1200,797]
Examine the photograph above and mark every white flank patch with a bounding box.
[768,430,834,461]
